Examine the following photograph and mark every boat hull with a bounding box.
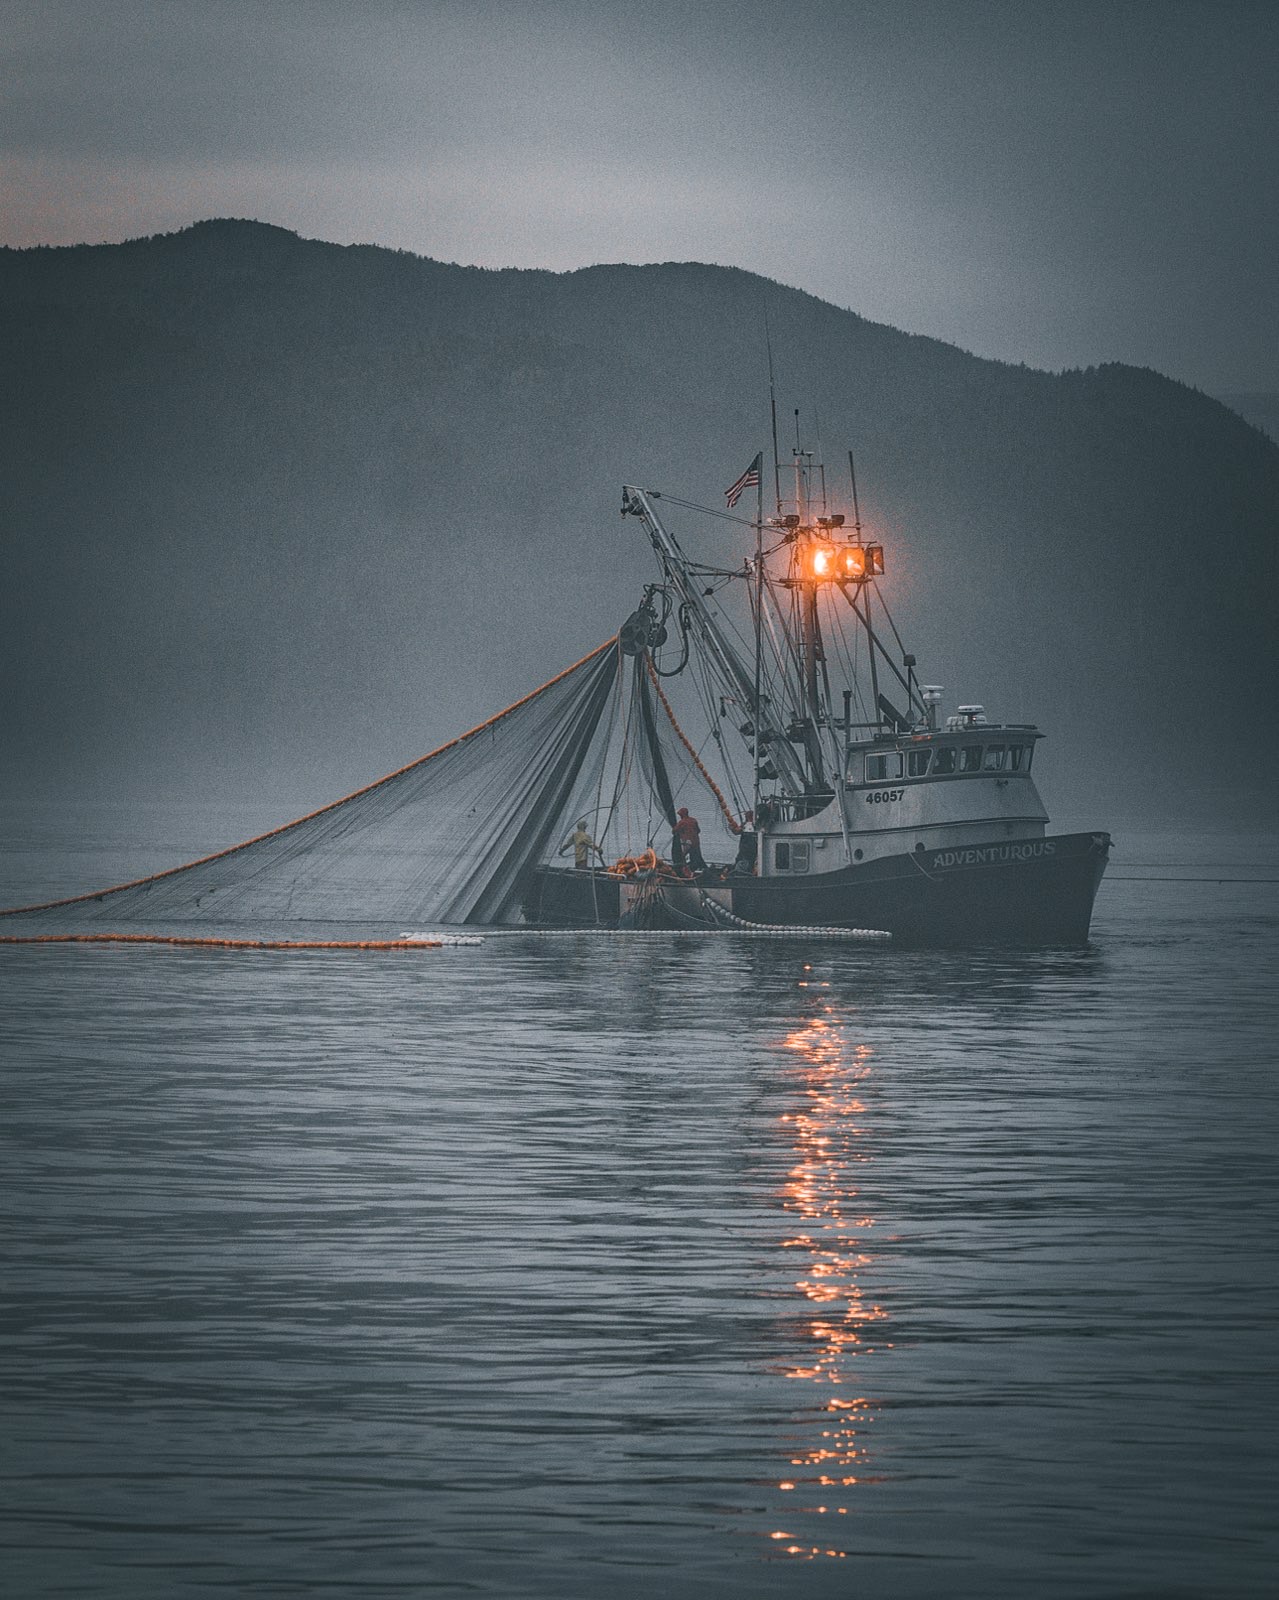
[522,831,1111,947]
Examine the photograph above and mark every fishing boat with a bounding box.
[0,430,1108,947]
[524,441,1111,945]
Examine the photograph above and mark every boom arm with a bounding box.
[622,486,809,794]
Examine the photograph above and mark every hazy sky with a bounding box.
[3,0,1275,390]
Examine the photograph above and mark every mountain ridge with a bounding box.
[2,219,1275,824]
[13,216,1214,387]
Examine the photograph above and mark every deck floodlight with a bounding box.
[866,542,885,575]
[809,543,837,579]
[810,541,877,582]
[838,545,867,580]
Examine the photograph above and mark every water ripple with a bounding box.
[2,833,1277,1596]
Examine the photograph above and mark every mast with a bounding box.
[621,423,922,816]
[798,582,827,788]
[847,447,879,729]
[789,413,831,791]
[622,486,808,793]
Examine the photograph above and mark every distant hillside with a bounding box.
[2,219,1276,825]
[1218,392,1279,442]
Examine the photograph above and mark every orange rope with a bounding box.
[0,934,444,950]
[643,656,744,832]
[607,849,661,876]
[0,638,620,919]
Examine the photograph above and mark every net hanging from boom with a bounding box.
[1,641,620,931]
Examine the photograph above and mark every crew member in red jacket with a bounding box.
[672,807,707,875]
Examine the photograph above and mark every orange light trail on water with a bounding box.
[766,978,891,1561]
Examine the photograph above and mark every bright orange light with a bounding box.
[808,542,882,582]
[839,546,867,580]
[810,544,836,579]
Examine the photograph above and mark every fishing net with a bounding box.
[1,641,621,932]
[552,654,745,870]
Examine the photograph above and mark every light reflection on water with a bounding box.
[773,992,886,1561]
[1,818,1278,1598]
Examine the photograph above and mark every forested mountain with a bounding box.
[1219,392,1279,442]
[2,219,1275,824]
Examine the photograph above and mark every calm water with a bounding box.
[1,811,1277,1598]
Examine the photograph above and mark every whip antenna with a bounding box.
[848,448,863,535]
[765,308,783,516]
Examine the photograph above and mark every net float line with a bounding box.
[0,934,445,951]
[0,638,619,920]
[643,654,744,833]
[698,890,891,941]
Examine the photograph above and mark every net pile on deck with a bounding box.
[1,642,620,931]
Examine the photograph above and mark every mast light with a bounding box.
[804,541,886,582]
[839,546,866,579]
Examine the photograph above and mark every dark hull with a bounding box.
[523,832,1111,947]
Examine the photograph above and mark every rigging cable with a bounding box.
[643,656,745,832]
[688,646,750,816]
[873,585,923,713]
[642,492,759,531]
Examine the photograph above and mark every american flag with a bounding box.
[724,453,762,509]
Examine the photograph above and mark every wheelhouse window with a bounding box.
[983,745,1006,771]
[865,751,904,782]
[1009,744,1034,771]
[961,745,983,772]
[932,746,956,775]
[774,840,810,873]
[907,748,932,777]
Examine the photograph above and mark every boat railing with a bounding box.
[760,792,836,825]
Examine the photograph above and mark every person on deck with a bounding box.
[559,819,603,870]
[732,810,757,875]
[671,807,707,875]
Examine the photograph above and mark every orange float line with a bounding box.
[0,934,443,950]
[0,637,620,919]
[643,654,744,832]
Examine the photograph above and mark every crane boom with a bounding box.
[622,486,809,794]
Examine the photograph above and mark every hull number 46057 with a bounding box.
[866,788,904,804]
